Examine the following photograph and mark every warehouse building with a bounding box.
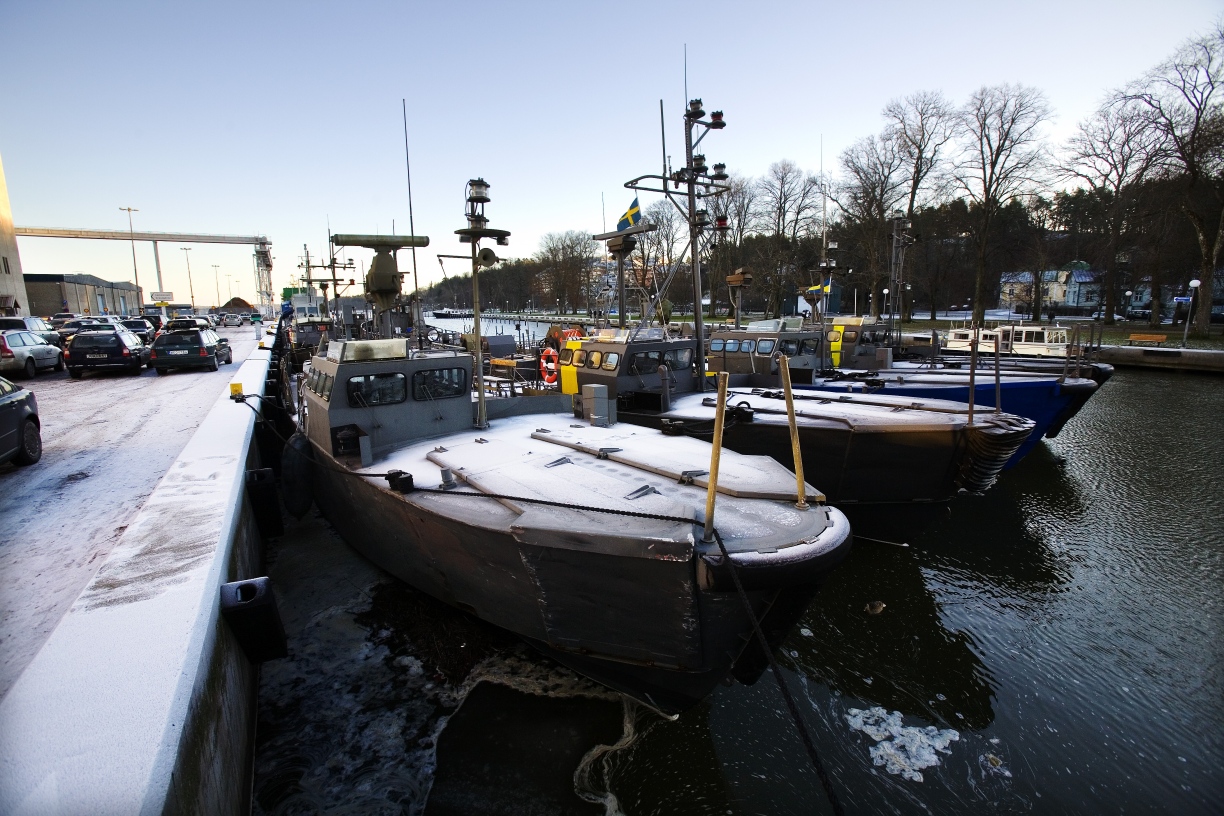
[24,273,142,317]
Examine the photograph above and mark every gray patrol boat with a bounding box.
[280,229,852,713]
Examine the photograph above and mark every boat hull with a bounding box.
[798,377,1095,465]
[304,439,851,713]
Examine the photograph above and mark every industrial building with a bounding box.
[0,154,30,316]
[23,273,142,317]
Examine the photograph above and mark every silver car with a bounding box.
[0,330,64,379]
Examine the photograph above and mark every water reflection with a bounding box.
[793,541,997,730]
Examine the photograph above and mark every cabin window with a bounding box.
[756,339,776,355]
[602,352,620,371]
[709,339,725,352]
[573,349,588,367]
[664,348,693,370]
[558,348,573,365]
[842,330,859,343]
[320,373,334,401]
[587,350,603,368]
[801,339,821,355]
[628,350,662,373]
[780,339,799,356]
[826,330,842,343]
[724,340,741,352]
[347,372,408,407]
[1023,331,1037,342]
[740,339,756,353]
[412,367,468,400]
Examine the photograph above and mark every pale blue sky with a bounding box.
[2,1,1217,307]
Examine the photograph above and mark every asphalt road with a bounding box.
[0,326,265,700]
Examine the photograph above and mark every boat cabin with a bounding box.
[563,328,700,407]
[946,324,1069,357]
[301,339,475,466]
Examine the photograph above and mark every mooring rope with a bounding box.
[240,392,846,813]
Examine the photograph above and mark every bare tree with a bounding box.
[884,90,956,217]
[635,200,689,321]
[753,161,822,316]
[536,230,599,314]
[1122,25,1224,335]
[832,135,907,316]
[954,84,1053,324]
[1064,98,1168,323]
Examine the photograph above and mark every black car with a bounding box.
[65,329,151,378]
[143,314,165,332]
[150,328,233,374]
[0,316,61,347]
[56,319,105,342]
[0,376,40,466]
[121,318,156,345]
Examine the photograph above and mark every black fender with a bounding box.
[280,432,315,518]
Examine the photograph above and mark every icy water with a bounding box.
[254,369,1223,815]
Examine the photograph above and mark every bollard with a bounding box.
[220,576,288,662]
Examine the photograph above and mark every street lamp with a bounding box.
[455,176,511,430]
[181,247,196,312]
[212,265,221,310]
[1182,279,1201,348]
[1125,290,1133,321]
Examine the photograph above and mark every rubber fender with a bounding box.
[220,577,288,662]
[245,467,284,539]
[281,432,314,518]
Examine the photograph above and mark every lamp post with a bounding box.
[213,265,221,310]
[181,247,196,312]
[119,207,142,310]
[455,177,510,430]
[1181,279,1201,348]
[622,98,731,389]
[1125,290,1133,321]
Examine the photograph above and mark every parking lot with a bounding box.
[0,326,265,698]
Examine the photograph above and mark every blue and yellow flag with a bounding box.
[616,197,641,231]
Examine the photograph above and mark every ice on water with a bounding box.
[845,706,960,782]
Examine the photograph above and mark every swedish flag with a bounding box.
[617,197,641,231]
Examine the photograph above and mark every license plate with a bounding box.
[168,350,189,355]
[87,354,108,359]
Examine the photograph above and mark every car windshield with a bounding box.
[156,332,200,347]
[71,334,121,349]
[122,321,147,330]
[66,321,98,329]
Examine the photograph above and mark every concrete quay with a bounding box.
[1096,344,1224,373]
[0,341,273,815]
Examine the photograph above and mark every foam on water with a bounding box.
[845,706,959,782]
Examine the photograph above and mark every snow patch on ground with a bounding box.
[845,706,959,782]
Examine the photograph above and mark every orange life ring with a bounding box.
[539,347,559,384]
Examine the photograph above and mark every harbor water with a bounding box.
[254,368,1222,814]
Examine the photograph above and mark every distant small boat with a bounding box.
[432,307,474,319]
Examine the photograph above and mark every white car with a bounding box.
[221,314,243,327]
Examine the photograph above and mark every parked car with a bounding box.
[56,318,106,342]
[150,328,232,374]
[205,314,220,327]
[120,318,156,345]
[143,314,165,332]
[249,313,263,324]
[0,316,61,347]
[0,376,40,466]
[1090,311,1126,321]
[50,312,79,329]
[221,313,243,327]
[0,330,64,379]
[164,317,212,332]
[64,329,150,378]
